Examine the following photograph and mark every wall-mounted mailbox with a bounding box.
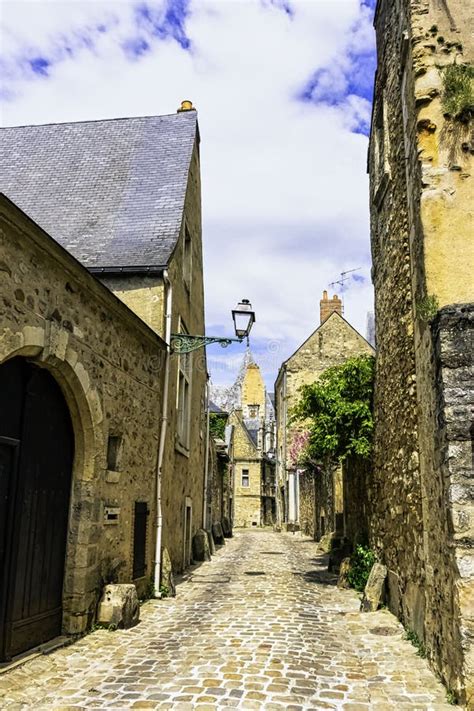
[104,506,120,525]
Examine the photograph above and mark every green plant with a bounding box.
[347,544,376,592]
[159,584,170,598]
[442,64,474,120]
[209,412,226,440]
[446,688,457,705]
[404,628,427,658]
[291,355,375,463]
[416,294,439,323]
[139,577,156,603]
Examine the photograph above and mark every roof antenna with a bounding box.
[329,268,362,314]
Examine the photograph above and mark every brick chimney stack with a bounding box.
[320,290,342,324]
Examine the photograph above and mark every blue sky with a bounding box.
[0,0,376,389]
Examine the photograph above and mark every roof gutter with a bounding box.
[88,265,166,276]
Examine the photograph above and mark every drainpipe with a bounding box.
[202,377,210,530]
[153,270,172,596]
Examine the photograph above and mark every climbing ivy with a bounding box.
[290,355,375,464]
[209,412,226,440]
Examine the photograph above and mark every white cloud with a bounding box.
[0,0,374,388]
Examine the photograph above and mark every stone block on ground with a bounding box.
[160,547,176,597]
[96,584,139,629]
[192,529,211,561]
[337,557,352,589]
[222,516,233,538]
[361,562,387,612]
[328,542,352,573]
[212,522,225,545]
[318,531,335,553]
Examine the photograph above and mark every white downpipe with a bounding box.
[202,379,210,530]
[153,270,172,596]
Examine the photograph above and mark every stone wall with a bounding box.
[0,197,165,635]
[208,437,232,531]
[299,470,315,538]
[369,0,473,700]
[342,456,370,547]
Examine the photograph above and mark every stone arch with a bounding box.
[0,323,105,635]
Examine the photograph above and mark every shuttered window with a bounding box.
[133,502,148,579]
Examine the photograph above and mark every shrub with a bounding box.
[347,544,376,592]
[442,64,474,120]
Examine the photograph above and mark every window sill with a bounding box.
[105,469,121,484]
[175,441,190,458]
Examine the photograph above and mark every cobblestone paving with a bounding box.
[0,530,455,710]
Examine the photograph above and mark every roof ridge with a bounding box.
[0,111,197,131]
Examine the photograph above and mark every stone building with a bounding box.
[274,291,374,536]
[368,0,473,701]
[0,194,165,659]
[211,352,276,527]
[0,104,208,656]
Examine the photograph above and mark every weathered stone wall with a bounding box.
[102,139,207,574]
[342,456,370,547]
[314,466,336,541]
[299,470,316,538]
[369,0,473,700]
[0,197,165,635]
[208,437,232,532]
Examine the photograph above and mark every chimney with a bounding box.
[320,290,342,324]
[177,100,196,113]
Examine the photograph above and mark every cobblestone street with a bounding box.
[0,530,454,710]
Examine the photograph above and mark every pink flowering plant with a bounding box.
[288,429,311,469]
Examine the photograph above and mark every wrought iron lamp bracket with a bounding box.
[170,334,245,354]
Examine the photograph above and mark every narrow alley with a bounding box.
[0,530,453,710]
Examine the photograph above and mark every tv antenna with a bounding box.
[328,268,363,315]
[329,267,362,293]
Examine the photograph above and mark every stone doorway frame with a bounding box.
[0,323,104,637]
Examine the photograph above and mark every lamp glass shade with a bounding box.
[232,299,255,339]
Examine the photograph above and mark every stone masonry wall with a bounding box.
[299,470,316,538]
[0,198,165,635]
[343,455,370,547]
[370,0,473,700]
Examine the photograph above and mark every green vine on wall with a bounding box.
[290,355,375,464]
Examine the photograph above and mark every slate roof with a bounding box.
[0,111,198,269]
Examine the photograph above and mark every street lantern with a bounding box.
[171,299,256,354]
[232,299,255,340]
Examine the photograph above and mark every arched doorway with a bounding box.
[0,357,74,661]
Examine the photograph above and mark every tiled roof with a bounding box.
[0,111,197,269]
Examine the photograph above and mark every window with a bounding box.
[372,90,391,208]
[177,323,192,449]
[183,226,192,291]
[133,502,148,579]
[107,434,122,471]
[241,469,250,487]
[248,404,259,419]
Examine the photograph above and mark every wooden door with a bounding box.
[0,358,74,661]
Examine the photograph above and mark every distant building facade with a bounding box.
[274,292,374,535]
[368,0,473,700]
[211,352,276,527]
